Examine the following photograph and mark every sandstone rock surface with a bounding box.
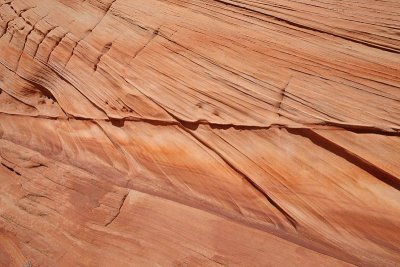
[0,0,399,266]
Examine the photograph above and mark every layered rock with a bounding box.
[0,0,399,266]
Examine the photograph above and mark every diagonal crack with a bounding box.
[288,128,400,191]
[128,27,160,63]
[183,127,298,230]
[86,0,117,37]
[94,42,112,71]
[104,191,129,227]
[124,82,299,229]
[276,76,292,115]
[1,162,21,176]
[33,26,58,58]
[46,31,69,62]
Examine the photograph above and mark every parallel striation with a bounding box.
[0,0,399,266]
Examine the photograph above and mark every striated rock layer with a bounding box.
[0,0,399,266]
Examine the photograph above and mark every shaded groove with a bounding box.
[288,128,400,191]
[1,162,21,176]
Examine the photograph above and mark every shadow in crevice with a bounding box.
[288,128,400,191]
[110,118,125,127]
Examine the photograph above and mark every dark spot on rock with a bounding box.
[110,118,124,127]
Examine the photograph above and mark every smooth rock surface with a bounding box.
[0,0,399,266]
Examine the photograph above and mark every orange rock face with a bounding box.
[0,0,399,266]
